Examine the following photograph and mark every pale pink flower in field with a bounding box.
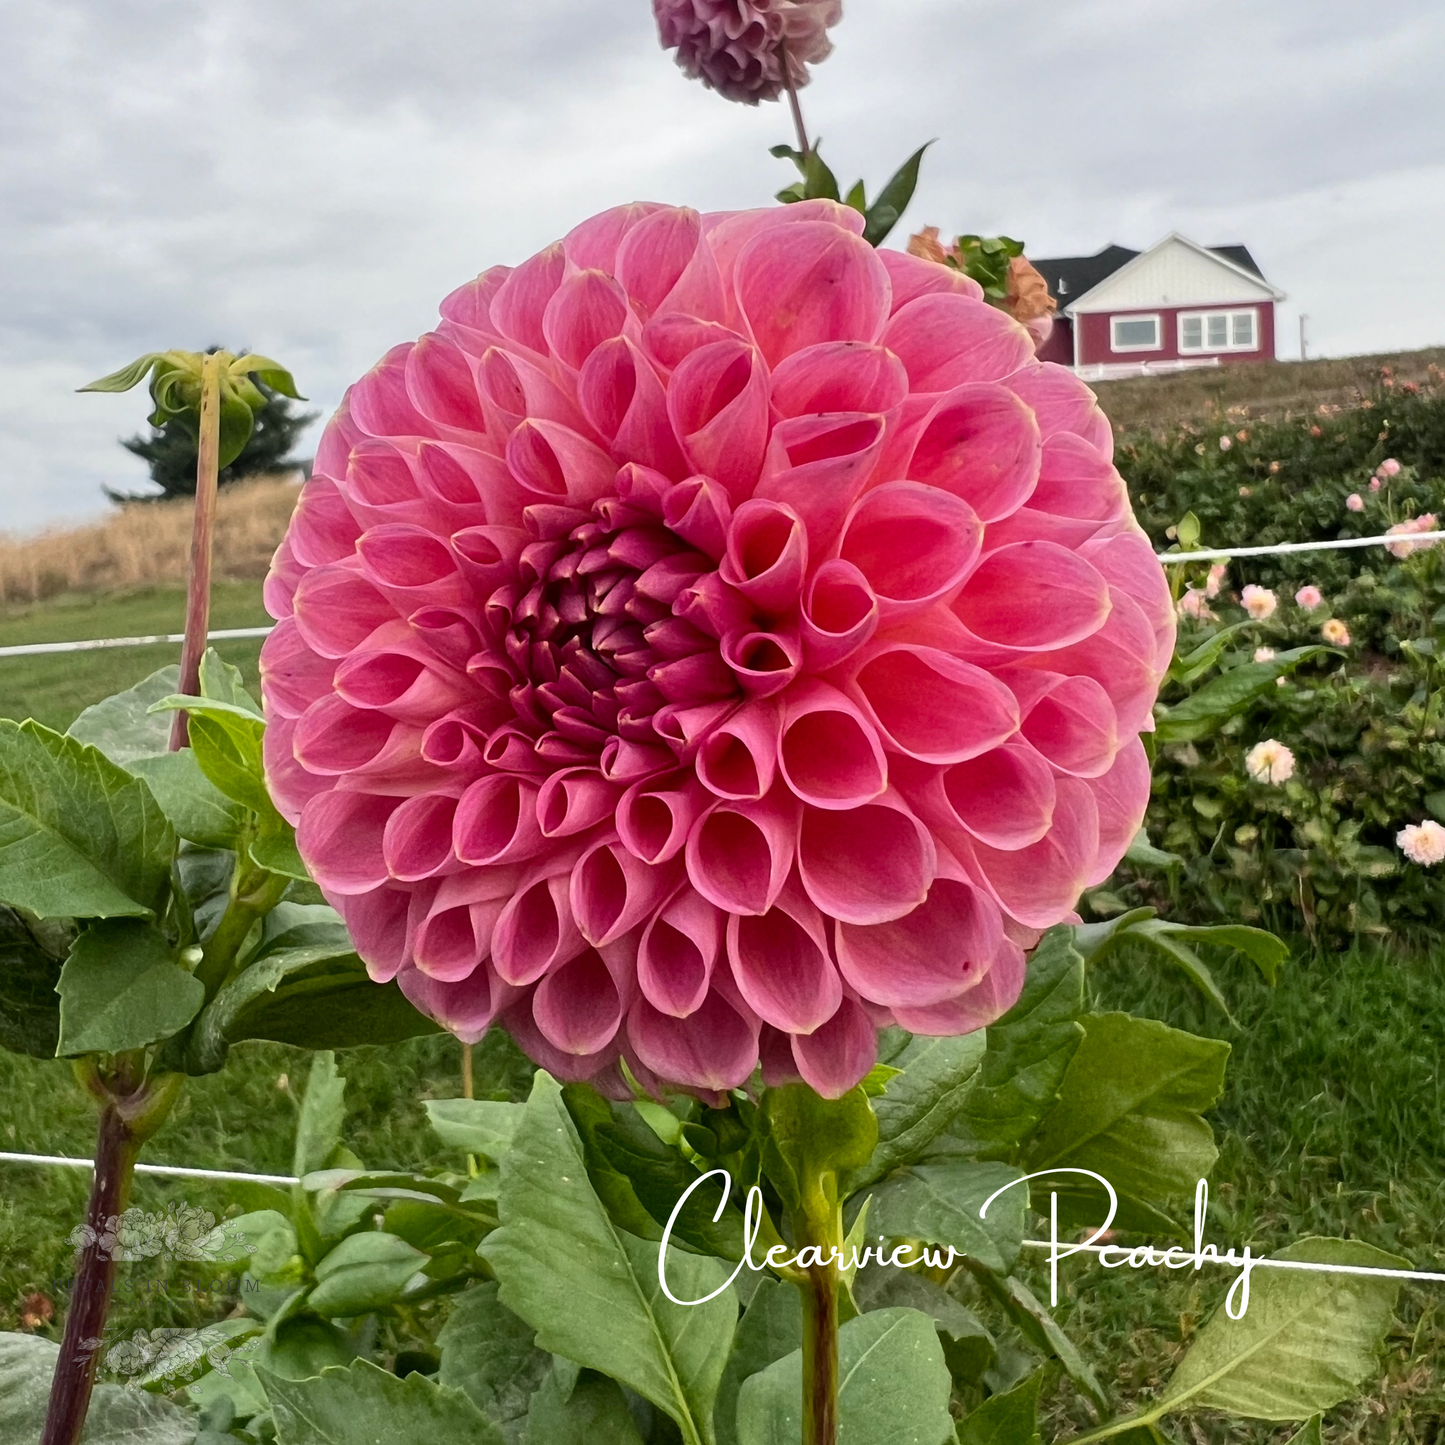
[259,201,1171,1100]
[1241,584,1277,620]
[1204,563,1227,599]
[1397,820,1445,866]
[1378,458,1401,478]
[654,0,842,104]
[1238,486,1251,497]
[1346,493,1365,512]
[1245,739,1295,785]
[1219,436,1232,451]
[1369,476,1382,492]
[1253,646,1276,662]
[1321,618,1351,645]
[1178,588,1215,621]
[1294,585,1324,610]
[1386,514,1439,558]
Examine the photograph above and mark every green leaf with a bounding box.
[0,907,64,1058]
[1156,1237,1406,1421]
[957,1368,1042,1445]
[1175,511,1201,549]
[1027,1014,1229,1232]
[735,1308,955,1445]
[862,141,933,246]
[308,1231,429,1316]
[199,647,264,714]
[1155,647,1332,743]
[851,1269,995,1384]
[294,1051,346,1179]
[426,1098,524,1159]
[846,1032,986,1191]
[0,720,174,919]
[258,1314,357,1381]
[802,149,840,201]
[0,1331,196,1444]
[1153,922,1288,985]
[940,926,1086,1159]
[251,812,312,880]
[480,1072,736,1445]
[150,696,269,808]
[233,353,306,401]
[1285,1418,1324,1445]
[216,387,259,470]
[262,1359,502,1445]
[524,1362,646,1445]
[1122,829,1184,870]
[129,751,246,849]
[77,352,165,393]
[863,1159,1026,1275]
[437,1282,549,1444]
[67,665,179,763]
[843,178,867,212]
[55,919,204,1056]
[1167,621,1253,687]
[715,1278,802,1445]
[959,1261,1109,1414]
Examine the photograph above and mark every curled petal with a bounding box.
[506,420,617,504]
[720,626,802,698]
[616,205,727,323]
[286,477,365,569]
[1004,361,1113,458]
[337,885,413,982]
[533,945,630,1056]
[454,774,546,865]
[839,481,982,621]
[356,525,470,613]
[778,680,887,810]
[726,879,842,1033]
[798,791,935,925]
[297,791,401,895]
[618,772,712,863]
[906,384,1042,524]
[952,542,1111,653]
[800,560,879,669]
[570,836,680,947]
[536,766,621,838]
[891,938,1025,1034]
[638,885,722,1017]
[491,851,590,985]
[667,339,771,501]
[846,643,1019,764]
[921,741,1057,851]
[1085,737,1151,887]
[383,792,464,882]
[489,242,566,354]
[663,475,733,561]
[628,982,759,1092]
[791,997,879,1098]
[734,221,891,365]
[292,561,396,659]
[697,698,780,801]
[406,331,486,436]
[400,962,518,1045]
[882,293,1034,394]
[1015,671,1119,779]
[685,789,799,915]
[259,617,337,720]
[754,412,886,555]
[770,340,909,419]
[878,247,984,310]
[721,499,808,614]
[542,269,634,371]
[579,336,688,478]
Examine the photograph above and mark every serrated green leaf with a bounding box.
[863,1159,1026,1275]
[957,1368,1042,1445]
[56,918,204,1056]
[294,1051,346,1179]
[436,1282,548,1444]
[130,751,246,849]
[524,1362,645,1445]
[480,1073,736,1445]
[261,1359,502,1445]
[1027,1014,1229,1232]
[735,1307,955,1445]
[939,927,1086,1159]
[0,720,174,919]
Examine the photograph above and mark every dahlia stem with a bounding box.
[461,1042,479,1177]
[793,1175,842,1445]
[169,349,224,751]
[41,1062,182,1445]
[778,39,812,161]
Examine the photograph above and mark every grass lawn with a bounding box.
[0,580,269,730]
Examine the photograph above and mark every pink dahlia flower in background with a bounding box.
[1293,585,1324,610]
[1378,458,1401,478]
[1240,584,1276,620]
[1398,820,1445,866]
[1321,618,1351,646]
[654,0,841,104]
[1345,493,1365,512]
[259,200,1172,1100]
[1385,514,1439,558]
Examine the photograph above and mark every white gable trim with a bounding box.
[1063,233,1285,315]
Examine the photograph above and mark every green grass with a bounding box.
[0,581,269,730]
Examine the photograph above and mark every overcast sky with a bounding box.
[3,0,1443,531]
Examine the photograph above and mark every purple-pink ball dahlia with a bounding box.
[653,0,841,104]
[260,201,1174,1099]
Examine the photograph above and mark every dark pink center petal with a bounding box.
[697,698,780,801]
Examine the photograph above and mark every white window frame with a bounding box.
[1178,307,1259,354]
[1109,313,1162,353]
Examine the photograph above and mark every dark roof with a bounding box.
[1028,241,1266,306]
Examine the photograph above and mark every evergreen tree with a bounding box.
[108,349,317,502]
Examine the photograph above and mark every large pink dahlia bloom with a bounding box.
[260,201,1173,1099]
[654,0,841,104]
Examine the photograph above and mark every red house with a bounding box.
[1029,234,1284,379]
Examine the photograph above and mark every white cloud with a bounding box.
[2,0,1442,529]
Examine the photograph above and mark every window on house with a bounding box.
[1111,315,1160,351]
[1179,308,1258,353]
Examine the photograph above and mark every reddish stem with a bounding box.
[169,352,223,750]
[800,1262,839,1445]
[778,39,811,161]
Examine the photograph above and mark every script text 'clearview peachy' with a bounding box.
[658,1168,1265,1318]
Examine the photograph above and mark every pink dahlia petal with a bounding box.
[734,222,891,365]
[265,201,1168,1093]
[791,996,878,1098]
[892,938,1025,1034]
[835,866,1003,1008]
[797,791,936,925]
[726,878,842,1032]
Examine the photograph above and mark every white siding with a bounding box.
[1070,237,1274,313]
